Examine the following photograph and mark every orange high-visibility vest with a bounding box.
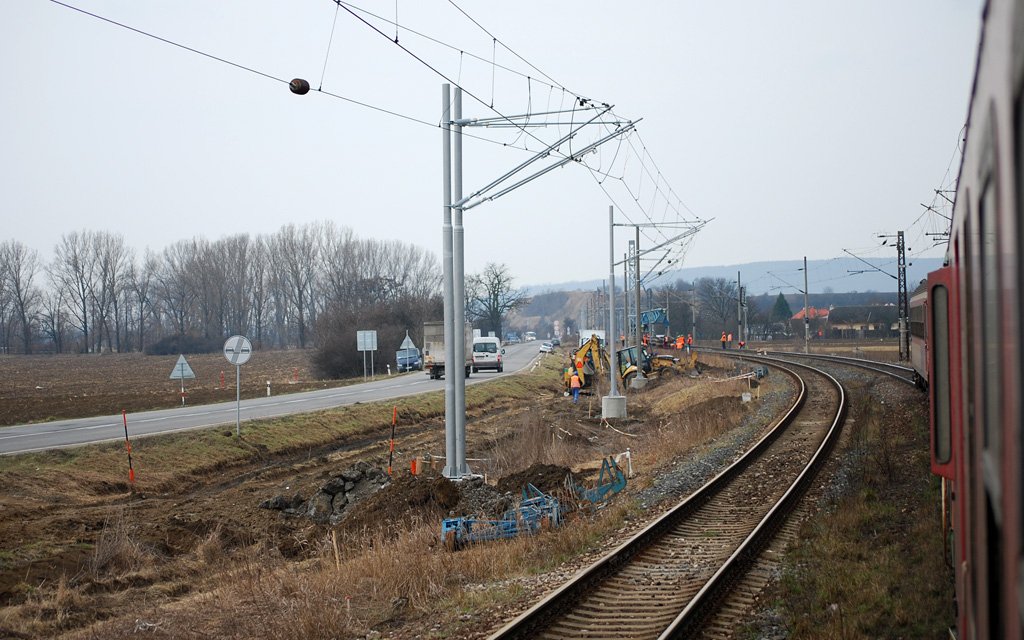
[687,335,692,345]
[570,374,581,389]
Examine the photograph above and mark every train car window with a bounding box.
[980,178,1002,492]
[931,284,952,465]
[909,302,926,338]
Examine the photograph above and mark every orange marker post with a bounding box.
[388,406,397,474]
[123,410,135,483]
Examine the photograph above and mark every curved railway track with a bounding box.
[487,358,848,639]
[756,349,916,386]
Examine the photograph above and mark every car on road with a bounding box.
[472,337,504,373]
[396,347,422,372]
[539,341,554,354]
[551,337,561,346]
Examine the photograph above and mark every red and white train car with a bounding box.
[927,0,1024,637]
[909,279,930,390]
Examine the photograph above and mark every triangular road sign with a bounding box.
[169,355,196,380]
[399,330,416,350]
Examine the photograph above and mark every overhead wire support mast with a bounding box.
[455,117,640,211]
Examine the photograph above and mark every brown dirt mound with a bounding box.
[337,469,514,535]
[495,463,572,495]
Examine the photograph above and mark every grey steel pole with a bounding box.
[742,287,748,343]
[608,206,619,397]
[236,364,240,437]
[453,87,470,477]
[441,84,456,478]
[691,285,696,342]
[803,256,810,354]
[634,226,643,378]
[737,270,742,341]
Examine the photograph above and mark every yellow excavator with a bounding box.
[564,334,610,392]
[565,336,699,392]
[615,345,699,385]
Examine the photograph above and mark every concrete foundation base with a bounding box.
[630,376,649,390]
[602,395,627,419]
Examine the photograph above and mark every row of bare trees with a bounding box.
[0,222,442,356]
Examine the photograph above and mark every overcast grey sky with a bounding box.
[1,1,981,289]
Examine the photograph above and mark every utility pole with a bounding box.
[896,231,908,362]
[634,227,644,384]
[441,84,456,478]
[604,206,626,418]
[691,284,696,342]
[737,271,742,342]
[803,256,810,354]
[741,286,748,343]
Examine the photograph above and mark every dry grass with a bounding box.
[773,389,953,638]
[0,351,784,639]
[87,508,154,578]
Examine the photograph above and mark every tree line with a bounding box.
[0,222,443,363]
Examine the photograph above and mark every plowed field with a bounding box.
[0,350,341,427]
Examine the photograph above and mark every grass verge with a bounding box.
[767,389,953,639]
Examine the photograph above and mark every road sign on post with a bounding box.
[357,330,378,381]
[170,355,196,406]
[224,335,252,436]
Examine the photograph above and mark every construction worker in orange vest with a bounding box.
[687,334,692,353]
[721,331,727,349]
[727,333,733,348]
[570,371,581,404]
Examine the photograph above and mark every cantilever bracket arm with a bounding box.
[456,119,640,212]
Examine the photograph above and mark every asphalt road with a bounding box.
[0,342,548,455]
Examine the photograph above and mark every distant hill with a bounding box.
[524,257,943,296]
[509,256,942,335]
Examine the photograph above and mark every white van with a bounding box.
[472,336,504,373]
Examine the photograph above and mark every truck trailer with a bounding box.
[423,321,473,380]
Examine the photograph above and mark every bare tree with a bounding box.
[249,235,273,348]
[50,231,96,352]
[696,276,738,337]
[466,263,528,338]
[0,241,42,353]
[126,251,157,351]
[90,231,131,352]
[190,237,228,339]
[155,239,199,336]
[39,289,71,353]
[273,223,321,348]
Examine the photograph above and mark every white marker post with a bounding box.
[223,335,252,436]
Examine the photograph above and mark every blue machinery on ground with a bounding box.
[441,457,628,548]
[442,484,562,548]
[566,456,627,512]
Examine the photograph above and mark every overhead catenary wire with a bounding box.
[45,0,550,154]
[51,0,701,256]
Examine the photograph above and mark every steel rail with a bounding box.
[755,349,916,386]
[658,356,847,637]
[488,360,846,639]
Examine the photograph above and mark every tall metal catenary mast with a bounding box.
[440,84,640,477]
[896,230,908,362]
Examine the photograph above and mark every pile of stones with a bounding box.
[259,460,390,526]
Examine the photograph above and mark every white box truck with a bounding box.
[423,321,473,380]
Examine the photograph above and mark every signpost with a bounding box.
[169,355,196,406]
[357,330,378,381]
[399,330,415,373]
[224,335,252,436]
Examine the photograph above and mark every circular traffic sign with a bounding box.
[224,335,252,365]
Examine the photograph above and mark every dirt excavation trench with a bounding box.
[0,355,776,639]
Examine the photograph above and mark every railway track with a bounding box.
[755,349,916,386]
[487,358,848,639]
